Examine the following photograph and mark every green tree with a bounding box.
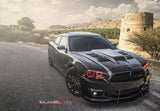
[18,17,35,31]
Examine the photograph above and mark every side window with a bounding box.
[55,36,61,45]
[59,36,67,48]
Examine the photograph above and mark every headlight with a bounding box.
[83,70,110,80]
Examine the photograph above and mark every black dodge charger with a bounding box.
[48,32,151,102]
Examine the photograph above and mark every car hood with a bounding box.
[71,49,145,74]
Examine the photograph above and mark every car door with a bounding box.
[50,35,62,67]
[58,35,70,74]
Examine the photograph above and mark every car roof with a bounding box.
[67,32,100,37]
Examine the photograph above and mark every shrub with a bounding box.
[49,28,120,39]
[128,30,160,60]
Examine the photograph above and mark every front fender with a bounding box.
[66,60,88,76]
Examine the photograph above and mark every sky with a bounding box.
[0,0,160,29]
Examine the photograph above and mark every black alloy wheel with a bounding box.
[66,67,81,96]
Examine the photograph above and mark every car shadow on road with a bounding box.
[81,95,146,109]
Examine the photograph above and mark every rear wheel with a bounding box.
[66,67,81,96]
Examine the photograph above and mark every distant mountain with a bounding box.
[66,23,90,29]
[90,18,104,23]
[87,19,120,29]
[48,25,69,30]
[48,18,160,30]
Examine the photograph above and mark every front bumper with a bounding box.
[80,76,149,102]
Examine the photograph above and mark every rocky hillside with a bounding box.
[48,19,160,30]
[87,19,121,29]
[154,19,160,28]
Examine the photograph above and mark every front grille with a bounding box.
[111,70,144,82]
[131,70,145,81]
[111,72,130,82]
[110,87,139,97]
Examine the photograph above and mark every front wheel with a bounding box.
[66,67,81,96]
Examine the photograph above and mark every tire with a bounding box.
[48,49,53,66]
[66,67,81,96]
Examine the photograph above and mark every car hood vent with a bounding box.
[90,49,128,64]
[87,53,109,61]
[118,51,133,59]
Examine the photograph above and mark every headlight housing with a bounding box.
[143,63,148,71]
[83,70,110,80]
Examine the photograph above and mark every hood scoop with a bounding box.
[87,53,109,61]
[91,49,128,64]
[118,51,133,59]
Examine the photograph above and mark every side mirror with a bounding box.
[112,43,118,47]
[57,45,65,50]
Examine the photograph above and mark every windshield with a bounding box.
[69,35,115,51]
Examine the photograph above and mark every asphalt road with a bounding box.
[0,43,160,111]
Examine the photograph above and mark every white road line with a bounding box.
[150,91,160,99]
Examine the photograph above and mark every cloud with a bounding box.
[1,0,61,29]
[0,0,160,29]
[66,0,160,25]
[66,4,136,24]
[134,0,160,18]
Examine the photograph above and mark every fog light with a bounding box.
[93,92,97,96]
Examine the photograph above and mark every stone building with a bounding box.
[119,12,153,53]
